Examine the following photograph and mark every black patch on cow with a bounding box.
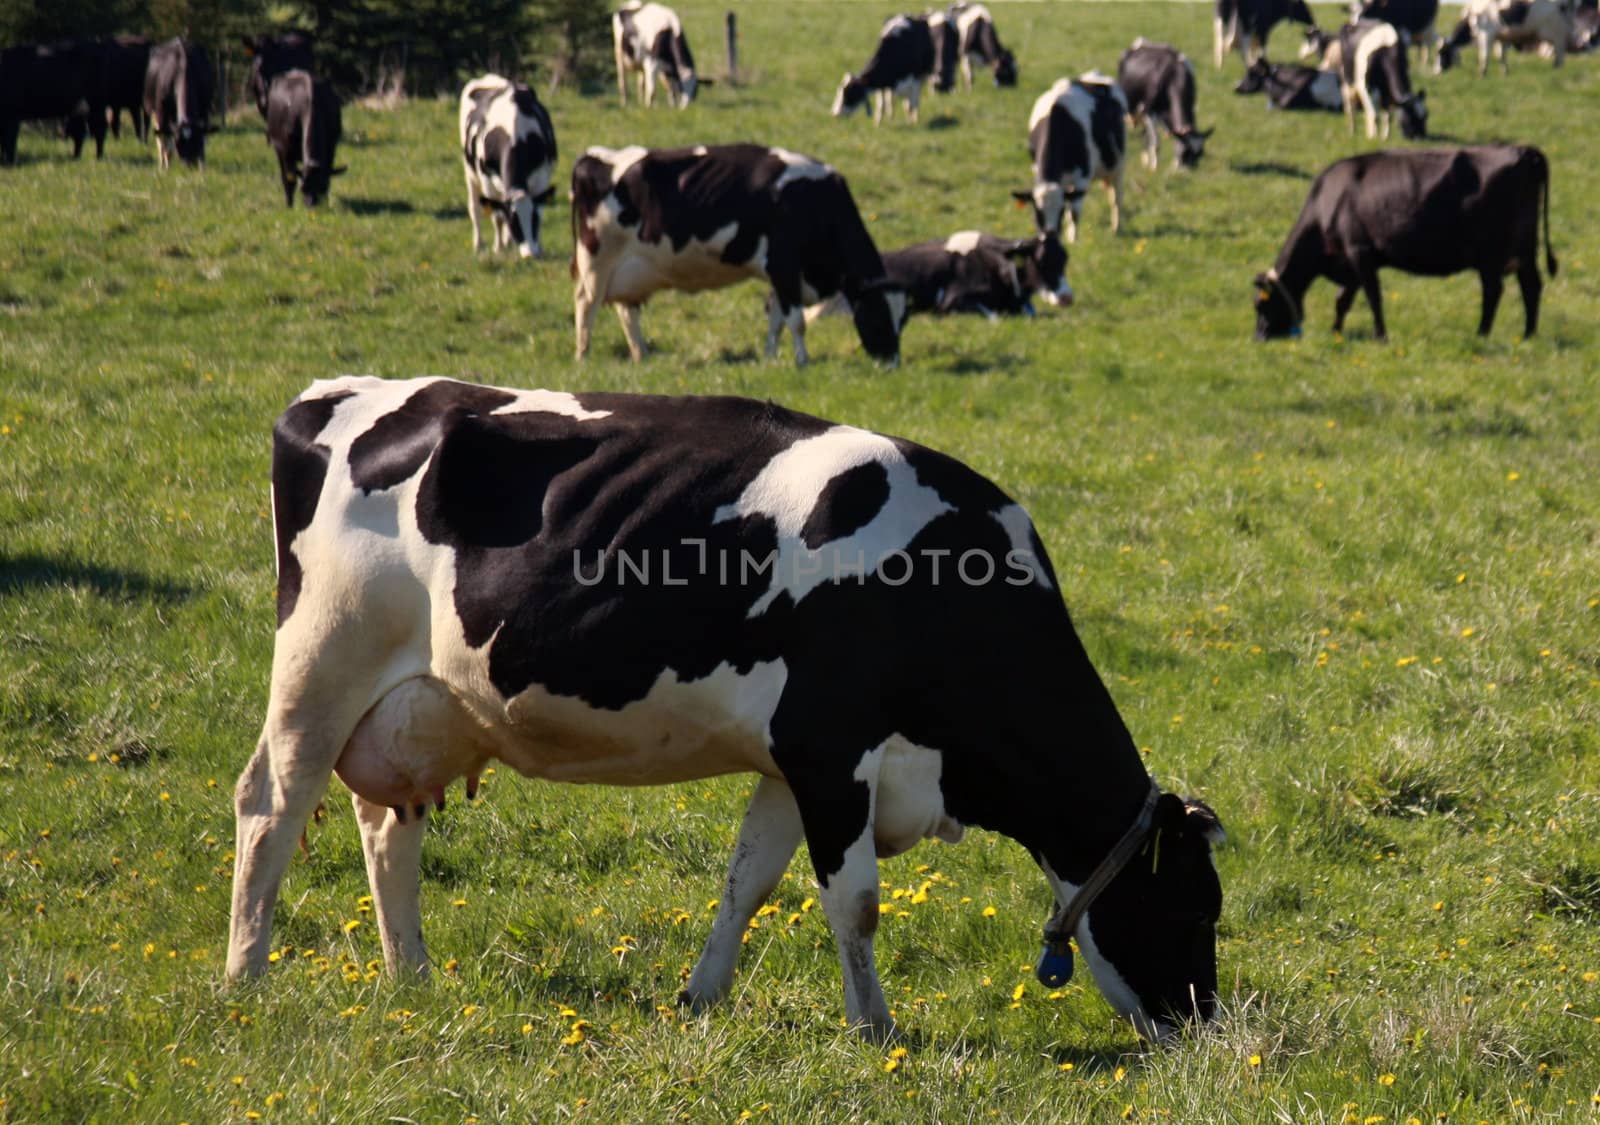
[271,392,351,626]
[1087,86,1126,172]
[1502,2,1531,25]
[855,16,937,91]
[800,461,890,549]
[348,380,518,494]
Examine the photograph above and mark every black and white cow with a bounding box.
[952,3,1018,88]
[1339,20,1427,139]
[243,30,316,117]
[265,69,344,207]
[1254,145,1556,340]
[571,144,906,366]
[613,2,706,108]
[1440,0,1574,74]
[1117,40,1213,170]
[144,38,215,169]
[832,14,951,124]
[1234,58,1344,110]
[1215,0,1317,65]
[814,230,1072,321]
[0,41,107,165]
[1353,0,1443,69]
[227,373,1228,1045]
[1015,76,1128,243]
[459,74,558,259]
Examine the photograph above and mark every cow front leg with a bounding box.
[353,793,430,974]
[1107,168,1125,234]
[905,85,921,124]
[1333,282,1359,333]
[681,776,804,1011]
[1515,259,1542,337]
[1141,116,1160,170]
[574,270,602,359]
[1476,268,1504,336]
[1359,267,1387,340]
[465,176,484,253]
[616,303,646,361]
[785,304,809,366]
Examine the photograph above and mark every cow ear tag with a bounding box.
[1036,946,1074,988]
[1289,324,1302,338]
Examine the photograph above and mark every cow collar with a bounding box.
[1037,781,1162,979]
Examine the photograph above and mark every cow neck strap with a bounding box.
[1042,782,1163,955]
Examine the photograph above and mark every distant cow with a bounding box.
[613,2,706,108]
[0,41,107,165]
[1254,146,1556,340]
[1117,40,1212,169]
[1441,0,1573,73]
[815,230,1071,321]
[1353,0,1443,68]
[1339,21,1427,139]
[459,74,558,259]
[242,30,316,116]
[1015,76,1128,243]
[1234,58,1344,110]
[265,69,344,207]
[571,143,906,365]
[953,3,1018,87]
[833,14,951,124]
[228,372,1227,1046]
[144,38,215,168]
[1216,0,1317,65]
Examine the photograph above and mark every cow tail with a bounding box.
[1538,149,1557,278]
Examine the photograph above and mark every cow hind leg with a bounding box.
[1477,268,1505,336]
[465,174,484,253]
[353,794,430,974]
[1515,259,1542,337]
[1333,283,1359,333]
[1359,267,1387,339]
[616,303,647,361]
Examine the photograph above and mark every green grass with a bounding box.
[3,1,1600,1120]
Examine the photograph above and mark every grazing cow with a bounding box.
[1253,145,1556,340]
[1440,0,1573,73]
[0,41,108,165]
[459,74,558,259]
[570,143,906,365]
[613,2,706,108]
[242,30,316,116]
[1015,76,1128,243]
[1234,58,1344,110]
[1353,0,1443,68]
[1339,21,1427,139]
[953,3,1018,88]
[101,36,151,142]
[144,38,215,169]
[1216,0,1317,65]
[832,14,950,124]
[1117,40,1213,170]
[814,230,1072,321]
[227,372,1228,1045]
[265,69,344,207]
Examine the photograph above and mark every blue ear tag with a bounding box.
[1289,324,1302,338]
[1036,946,1074,988]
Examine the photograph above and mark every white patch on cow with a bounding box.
[772,147,832,189]
[872,735,964,856]
[600,219,760,305]
[958,3,993,36]
[586,143,650,182]
[882,14,913,36]
[491,389,612,422]
[692,144,708,156]
[1077,919,1167,1041]
[1028,78,1075,133]
[943,230,984,255]
[991,503,1053,590]
[713,425,955,615]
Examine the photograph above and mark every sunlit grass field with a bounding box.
[3,1,1600,1120]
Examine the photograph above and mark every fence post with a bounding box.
[725,12,737,84]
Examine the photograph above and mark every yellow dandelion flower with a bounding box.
[1249,1055,1262,1068]
[342,919,360,932]
[1378,1073,1396,1087]
[982,906,997,918]
[561,1027,585,1046]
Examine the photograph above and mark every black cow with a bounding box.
[952,2,1018,88]
[832,14,952,124]
[1254,146,1556,340]
[459,74,558,259]
[1215,0,1317,65]
[570,143,907,365]
[228,373,1228,1046]
[1117,39,1213,170]
[1339,20,1427,139]
[144,38,215,168]
[101,35,151,142]
[242,30,316,117]
[265,70,344,207]
[613,2,707,108]
[1234,58,1344,110]
[1015,76,1128,242]
[0,41,107,165]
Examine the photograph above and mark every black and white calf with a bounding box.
[1015,76,1128,243]
[1234,58,1344,110]
[1339,20,1427,139]
[1441,0,1574,74]
[1254,145,1556,340]
[816,230,1071,321]
[1215,0,1317,65]
[459,74,557,259]
[613,2,705,108]
[1117,40,1212,169]
[570,143,906,365]
[832,14,949,124]
[265,69,344,207]
[953,3,1018,88]
[143,38,215,168]
[228,373,1227,1044]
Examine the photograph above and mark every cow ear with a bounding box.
[1182,797,1226,846]
[240,36,256,55]
[330,165,348,176]
[697,77,715,87]
[1199,126,1216,139]
[1011,190,1032,205]
[534,185,556,204]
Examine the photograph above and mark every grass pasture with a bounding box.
[3,1,1600,1120]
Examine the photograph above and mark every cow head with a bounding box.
[849,277,907,365]
[1011,182,1074,238]
[1298,25,1331,59]
[1175,126,1215,169]
[1005,234,1072,307]
[993,47,1019,87]
[1253,270,1302,339]
[1073,795,1226,1041]
[505,187,556,258]
[832,73,869,117]
[300,163,347,208]
[674,73,709,109]
[1398,90,1428,139]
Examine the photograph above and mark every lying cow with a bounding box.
[1016,75,1128,242]
[459,74,557,258]
[613,2,706,108]
[227,372,1228,1045]
[953,3,1018,87]
[265,69,344,207]
[832,14,951,124]
[1235,58,1344,110]
[571,143,905,365]
[1440,0,1573,73]
[1216,0,1317,65]
[1254,145,1556,340]
[144,38,215,168]
[1117,39,1213,169]
[813,230,1072,321]
[0,41,107,164]
[1340,20,1427,139]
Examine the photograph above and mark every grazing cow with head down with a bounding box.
[1234,57,1344,110]
[459,74,557,259]
[144,38,215,168]
[1339,20,1428,139]
[1117,39,1213,169]
[1015,75,1128,243]
[227,372,1228,1045]
[1440,0,1573,74]
[833,14,951,124]
[1216,0,1317,65]
[265,69,344,207]
[613,2,706,108]
[1254,145,1556,341]
[952,3,1018,87]
[0,41,108,164]
[570,143,906,366]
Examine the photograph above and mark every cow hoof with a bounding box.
[852,1019,901,1046]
